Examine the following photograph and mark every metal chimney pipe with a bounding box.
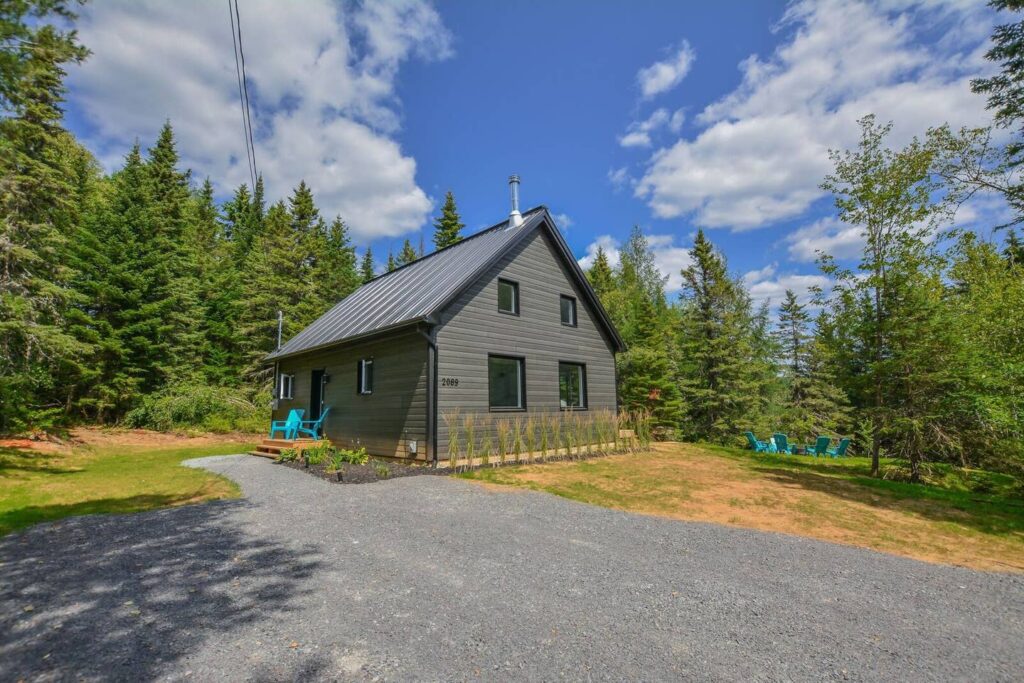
[508,174,523,227]
[276,310,283,350]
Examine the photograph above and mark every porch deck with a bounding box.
[249,438,332,459]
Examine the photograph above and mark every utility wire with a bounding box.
[228,0,256,190]
[233,0,258,184]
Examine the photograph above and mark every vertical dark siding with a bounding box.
[434,230,617,456]
[271,329,429,459]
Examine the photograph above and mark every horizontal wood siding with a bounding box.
[272,329,429,459]
[435,230,617,457]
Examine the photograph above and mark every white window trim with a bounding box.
[359,359,374,395]
[279,373,294,400]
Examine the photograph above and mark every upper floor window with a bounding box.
[357,358,374,395]
[559,362,586,410]
[488,355,525,410]
[278,373,294,400]
[560,295,577,327]
[497,279,519,315]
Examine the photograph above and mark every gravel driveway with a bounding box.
[2,455,1022,681]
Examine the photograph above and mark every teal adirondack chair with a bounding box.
[296,407,331,440]
[773,433,795,454]
[745,431,771,453]
[827,438,850,458]
[270,409,304,439]
[807,435,831,457]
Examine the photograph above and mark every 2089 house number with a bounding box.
[441,377,459,387]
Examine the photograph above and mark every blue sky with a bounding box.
[63,0,1007,304]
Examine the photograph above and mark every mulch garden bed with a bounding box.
[275,457,445,484]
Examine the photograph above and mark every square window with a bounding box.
[279,373,294,400]
[497,279,519,315]
[560,295,577,326]
[357,359,374,394]
[559,362,586,409]
[488,355,525,409]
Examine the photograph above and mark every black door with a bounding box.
[309,369,325,422]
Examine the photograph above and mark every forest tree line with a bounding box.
[2,1,1023,480]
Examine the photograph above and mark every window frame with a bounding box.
[278,373,294,400]
[497,278,520,316]
[487,353,527,411]
[560,295,578,327]
[357,358,374,395]
[558,361,588,411]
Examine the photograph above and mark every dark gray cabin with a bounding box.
[266,204,625,463]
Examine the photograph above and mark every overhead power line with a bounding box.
[229,0,257,190]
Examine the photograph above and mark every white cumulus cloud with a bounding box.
[742,263,831,306]
[634,0,998,231]
[618,107,686,148]
[70,0,452,241]
[637,40,696,99]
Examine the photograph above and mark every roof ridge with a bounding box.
[362,205,547,285]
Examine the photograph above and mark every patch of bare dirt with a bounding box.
[474,442,1024,573]
[1,428,260,455]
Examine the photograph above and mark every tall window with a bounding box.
[488,355,525,409]
[559,362,586,409]
[497,279,519,315]
[357,359,374,395]
[560,295,577,327]
[278,373,294,400]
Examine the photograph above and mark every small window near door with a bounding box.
[559,362,586,410]
[560,295,577,327]
[357,359,373,395]
[497,279,519,315]
[278,373,294,400]
[488,355,525,409]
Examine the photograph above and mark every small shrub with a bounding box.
[277,447,299,462]
[328,450,346,472]
[373,460,391,479]
[303,441,332,466]
[337,447,369,465]
[124,382,266,433]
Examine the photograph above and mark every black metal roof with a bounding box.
[266,206,625,361]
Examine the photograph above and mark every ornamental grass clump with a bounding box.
[444,409,461,470]
[496,418,511,465]
[480,432,493,468]
[512,416,524,463]
[550,414,562,458]
[463,413,477,468]
[538,413,549,460]
[523,415,537,462]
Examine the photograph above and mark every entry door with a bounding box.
[309,369,325,422]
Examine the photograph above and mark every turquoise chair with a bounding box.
[827,438,850,458]
[806,435,831,457]
[745,431,771,453]
[773,433,795,454]
[270,409,304,439]
[296,407,331,440]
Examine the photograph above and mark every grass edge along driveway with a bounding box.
[0,439,254,536]
[460,442,1024,572]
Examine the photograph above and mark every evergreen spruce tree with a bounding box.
[310,216,360,308]
[433,191,464,249]
[1005,230,1024,266]
[397,239,418,266]
[386,250,397,272]
[360,247,376,283]
[0,0,90,430]
[586,246,615,298]
[141,122,205,383]
[240,202,306,374]
[677,230,764,442]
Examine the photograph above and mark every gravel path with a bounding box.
[2,455,1022,681]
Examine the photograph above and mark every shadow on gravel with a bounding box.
[0,500,324,681]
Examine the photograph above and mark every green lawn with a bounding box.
[0,439,254,536]
[460,442,1024,571]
